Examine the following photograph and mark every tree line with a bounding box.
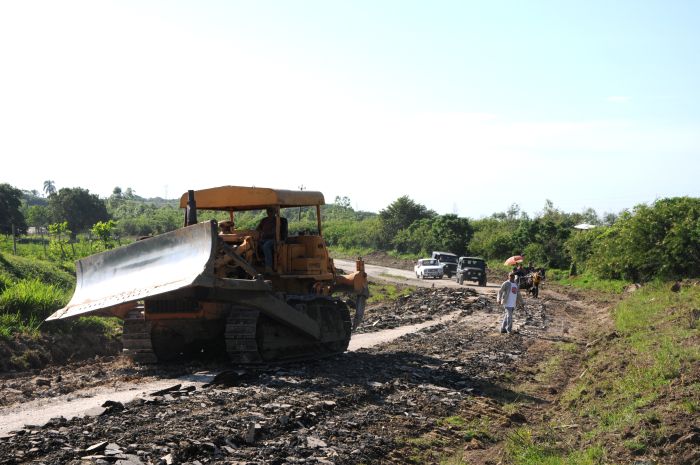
[1,182,698,282]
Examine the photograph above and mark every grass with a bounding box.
[0,270,12,293]
[379,272,410,280]
[439,415,497,444]
[400,434,447,464]
[0,235,49,261]
[463,418,496,443]
[501,402,521,416]
[0,233,107,259]
[0,252,74,288]
[531,342,579,387]
[581,283,700,432]
[367,282,413,304]
[502,280,699,464]
[505,428,606,465]
[678,399,699,414]
[0,233,135,274]
[399,415,497,465]
[0,251,77,341]
[0,312,42,340]
[386,250,420,260]
[439,452,468,465]
[550,270,628,293]
[0,249,123,369]
[62,315,123,338]
[440,415,467,427]
[0,278,70,321]
[535,353,565,385]
[487,260,511,276]
[328,245,378,260]
[329,246,421,263]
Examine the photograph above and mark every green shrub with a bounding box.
[470,226,515,260]
[547,269,569,281]
[73,316,122,337]
[553,271,627,293]
[392,215,472,256]
[588,197,700,281]
[0,270,14,293]
[569,262,577,277]
[323,217,382,250]
[0,278,69,321]
[564,228,605,273]
[522,242,547,268]
[0,253,74,289]
[0,312,41,339]
[367,283,413,303]
[487,260,511,279]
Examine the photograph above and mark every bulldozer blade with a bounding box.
[46,220,323,342]
[46,221,223,321]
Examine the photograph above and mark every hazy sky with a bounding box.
[1,1,698,218]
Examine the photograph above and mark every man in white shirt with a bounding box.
[497,272,524,334]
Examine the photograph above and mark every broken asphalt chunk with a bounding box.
[306,436,327,449]
[84,441,109,455]
[150,384,181,396]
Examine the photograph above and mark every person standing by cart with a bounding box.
[531,270,542,298]
[497,272,523,333]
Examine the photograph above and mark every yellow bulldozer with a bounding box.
[46,186,369,364]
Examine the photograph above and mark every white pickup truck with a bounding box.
[414,258,444,279]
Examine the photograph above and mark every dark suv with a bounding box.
[455,256,487,286]
[431,251,458,278]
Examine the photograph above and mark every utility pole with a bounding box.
[41,226,47,258]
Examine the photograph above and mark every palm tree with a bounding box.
[43,180,56,197]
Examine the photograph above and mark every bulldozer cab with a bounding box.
[179,186,334,289]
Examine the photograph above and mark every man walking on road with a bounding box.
[497,272,523,334]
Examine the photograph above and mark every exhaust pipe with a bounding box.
[185,189,197,226]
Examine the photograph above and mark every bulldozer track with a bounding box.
[120,296,353,365]
[224,299,352,365]
[225,308,264,364]
[121,301,352,365]
[122,315,158,364]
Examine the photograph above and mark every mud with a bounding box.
[355,287,483,333]
[2,259,694,464]
[0,326,122,373]
[0,286,573,464]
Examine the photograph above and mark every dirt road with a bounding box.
[0,264,587,464]
[334,258,497,290]
[0,310,471,437]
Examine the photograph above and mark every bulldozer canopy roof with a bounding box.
[179,186,325,211]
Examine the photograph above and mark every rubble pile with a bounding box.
[0,359,187,407]
[356,287,487,333]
